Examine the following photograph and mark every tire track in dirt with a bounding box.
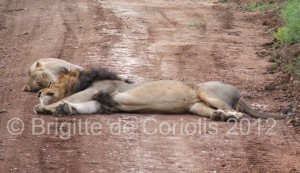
[156,9,178,28]
[32,1,83,164]
[0,0,96,172]
[37,119,81,173]
[245,139,278,172]
[3,1,128,172]
[244,127,300,173]
[29,1,89,172]
[56,0,79,61]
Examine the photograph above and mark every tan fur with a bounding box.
[110,81,285,120]
[33,72,286,121]
[22,58,84,92]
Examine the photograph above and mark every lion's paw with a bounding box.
[235,112,243,119]
[33,104,52,114]
[52,102,74,116]
[22,85,31,92]
[211,109,226,121]
[225,111,243,120]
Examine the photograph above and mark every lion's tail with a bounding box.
[237,100,286,119]
[92,92,119,113]
[92,92,119,107]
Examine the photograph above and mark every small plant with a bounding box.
[218,0,227,3]
[269,54,283,70]
[187,21,197,28]
[285,56,300,79]
[273,27,293,44]
[245,3,259,11]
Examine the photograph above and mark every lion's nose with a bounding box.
[37,90,42,98]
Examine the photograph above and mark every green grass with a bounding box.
[187,21,197,28]
[218,0,227,3]
[245,1,281,12]
[273,0,300,44]
[270,0,300,80]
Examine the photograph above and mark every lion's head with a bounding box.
[22,62,58,92]
[24,71,55,92]
[37,68,132,105]
[38,70,80,105]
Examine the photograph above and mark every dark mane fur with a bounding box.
[74,68,132,93]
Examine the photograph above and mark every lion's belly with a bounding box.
[113,80,200,113]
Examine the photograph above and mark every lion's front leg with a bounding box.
[34,104,52,114]
[22,84,31,92]
[33,101,76,116]
[22,84,40,92]
[66,101,109,114]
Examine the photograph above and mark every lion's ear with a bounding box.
[59,67,69,74]
[69,70,80,78]
[36,62,43,68]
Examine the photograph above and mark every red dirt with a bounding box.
[0,0,299,172]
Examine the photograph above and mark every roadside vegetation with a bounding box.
[273,0,300,80]
[245,0,299,111]
[243,0,300,80]
[221,0,300,110]
[273,0,300,45]
[245,1,281,12]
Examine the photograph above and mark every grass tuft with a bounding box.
[245,1,281,12]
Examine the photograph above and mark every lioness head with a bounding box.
[23,71,54,92]
[37,70,80,105]
[22,62,57,92]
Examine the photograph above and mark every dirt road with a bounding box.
[0,0,299,172]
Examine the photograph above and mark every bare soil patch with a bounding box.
[0,0,299,172]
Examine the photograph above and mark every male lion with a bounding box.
[37,68,133,105]
[22,58,84,92]
[34,69,286,121]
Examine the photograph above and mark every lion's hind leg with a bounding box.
[189,102,243,121]
[224,111,243,120]
[189,102,224,121]
[198,93,243,120]
[199,93,234,111]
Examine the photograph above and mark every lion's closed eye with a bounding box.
[46,92,54,96]
[47,81,52,87]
